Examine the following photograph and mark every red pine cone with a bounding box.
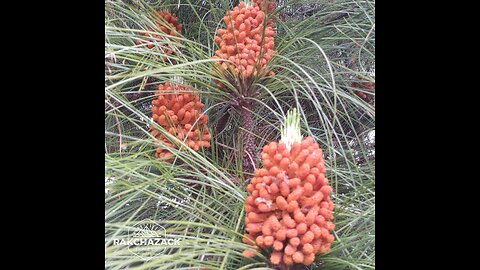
[150,82,211,160]
[243,137,335,267]
[213,1,276,85]
[138,11,182,55]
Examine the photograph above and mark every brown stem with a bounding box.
[240,104,255,174]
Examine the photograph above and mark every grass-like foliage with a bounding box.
[105,0,374,269]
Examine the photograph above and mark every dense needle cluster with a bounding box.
[138,11,182,55]
[242,114,335,267]
[150,82,211,160]
[213,1,276,83]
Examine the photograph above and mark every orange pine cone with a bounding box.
[213,1,277,83]
[150,82,211,160]
[243,135,335,267]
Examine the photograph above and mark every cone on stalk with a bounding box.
[243,109,335,267]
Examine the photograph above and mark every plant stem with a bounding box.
[241,104,255,174]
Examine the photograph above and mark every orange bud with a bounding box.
[279,157,290,169]
[303,182,313,196]
[276,196,288,210]
[284,244,296,256]
[299,163,311,178]
[301,231,314,244]
[286,200,298,212]
[289,237,300,246]
[243,249,256,258]
[292,251,304,263]
[283,254,293,265]
[289,178,301,188]
[302,243,314,254]
[273,240,283,251]
[246,223,263,233]
[270,166,281,176]
[255,235,264,246]
[270,250,282,264]
[303,252,315,265]
[293,209,305,223]
[263,235,274,246]
[287,187,304,202]
[275,228,286,241]
[296,222,308,235]
[280,181,290,197]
